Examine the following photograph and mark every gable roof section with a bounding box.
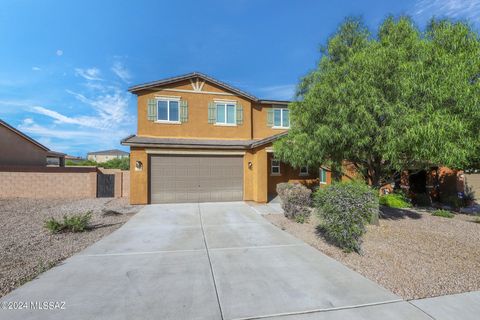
[120,132,288,150]
[0,119,49,151]
[128,72,291,104]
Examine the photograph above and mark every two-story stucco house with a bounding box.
[122,72,330,204]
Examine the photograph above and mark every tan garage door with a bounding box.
[150,155,243,203]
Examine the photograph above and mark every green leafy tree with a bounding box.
[101,157,130,170]
[66,157,129,170]
[274,17,480,187]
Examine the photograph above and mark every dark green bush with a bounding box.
[431,209,454,218]
[379,193,411,208]
[414,193,432,207]
[67,157,129,170]
[314,182,378,253]
[44,212,93,233]
[276,183,312,219]
[442,195,462,209]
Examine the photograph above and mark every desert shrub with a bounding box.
[44,218,64,233]
[442,195,462,209]
[276,183,312,219]
[63,212,92,232]
[431,209,454,218]
[414,193,432,207]
[379,193,411,208]
[314,182,378,253]
[44,212,93,234]
[463,183,476,206]
[295,214,308,224]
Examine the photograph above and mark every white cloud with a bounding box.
[75,67,103,81]
[18,118,130,155]
[32,66,41,71]
[31,106,104,129]
[414,0,480,21]
[111,61,131,83]
[56,49,63,56]
[18,118,97,139]
[23,118,34,125]
[66,88,133,127]
[256,84,296,101]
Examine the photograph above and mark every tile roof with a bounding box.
[120,132,287,150]
[128,72,291,104]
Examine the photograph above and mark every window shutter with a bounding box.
[236,104,243,125]
[208,102,216,124]
[180,100,188,123]
[147,99,157,121]
[267,108,274,127]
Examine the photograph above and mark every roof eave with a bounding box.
[121,141,250,150]
[127,72,258,101]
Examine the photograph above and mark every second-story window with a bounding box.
[157,99,179,122]
[216,102,236,125]
[273,108,290,128]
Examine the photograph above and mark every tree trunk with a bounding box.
[369,164,382,225]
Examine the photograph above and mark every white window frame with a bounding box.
[320,168,327,184]
[300,165,309,176]
[215,101,237,126]
[156,97,181,124]
[271,159,281,175]
[273,108,290,129]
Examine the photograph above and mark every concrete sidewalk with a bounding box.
[0,202,475,319]
[411,291,480,320]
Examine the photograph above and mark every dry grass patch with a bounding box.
[265,207,480,300]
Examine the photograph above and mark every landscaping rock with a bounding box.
[0,197,142,298]
[265,207,480,300]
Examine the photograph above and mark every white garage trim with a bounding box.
[146,149,246,155]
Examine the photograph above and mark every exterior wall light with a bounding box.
[248,161,253,169]
[135,160,143,171]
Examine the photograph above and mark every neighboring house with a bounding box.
[87,149,129,163]
[0,119,65,167]
[122,72,330,204]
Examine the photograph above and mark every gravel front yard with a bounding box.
[265,207,480,300]
[0,197,142,298]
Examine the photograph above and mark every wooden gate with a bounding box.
[97,174,115,197]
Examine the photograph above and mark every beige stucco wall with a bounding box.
[252,103,289,139]
[0,171,97,198]
[130,148,149,204]
[128,144,326,204]
[136,80,254,140]
[0,125,47,166]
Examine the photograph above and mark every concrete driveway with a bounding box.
[1,202,432,320]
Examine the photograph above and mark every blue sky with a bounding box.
[1,0,479,157]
